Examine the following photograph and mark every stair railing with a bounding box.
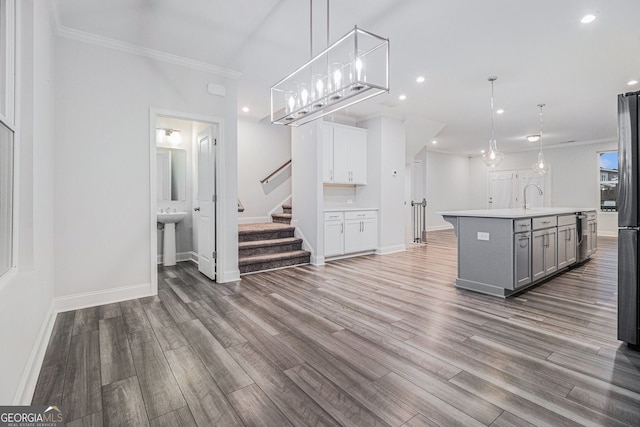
[260,159,292,184]
[411,198,427,243]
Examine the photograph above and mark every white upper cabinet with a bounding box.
[323,123,367,185]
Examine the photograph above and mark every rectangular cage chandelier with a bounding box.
[271,26,389,126]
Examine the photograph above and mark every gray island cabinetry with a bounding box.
[441,208,595,297]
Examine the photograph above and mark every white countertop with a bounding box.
[324,207,379,212]
[439,207,596,219]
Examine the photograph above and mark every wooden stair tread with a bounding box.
[239,237,302,249]
[239,250,310,266]
[282,204,292,210]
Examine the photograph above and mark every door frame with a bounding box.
[149,108,225,294]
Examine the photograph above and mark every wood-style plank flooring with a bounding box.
[32,230,640,426]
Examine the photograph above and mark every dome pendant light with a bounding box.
[532,103,550,175]
[482,76,504,168]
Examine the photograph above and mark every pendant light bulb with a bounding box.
[532,103,549,175]
[482,76,504,168]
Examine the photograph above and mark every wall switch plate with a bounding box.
[477,232,490,241]
[347,199,353,204]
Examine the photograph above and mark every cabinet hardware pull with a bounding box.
[341,223,343,233]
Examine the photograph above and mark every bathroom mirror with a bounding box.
[157,148,186,201]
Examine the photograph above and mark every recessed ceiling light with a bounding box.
[527,135,540,142]
[416,76,425,83]
[431,140,437,145]
[481,149,486,154]
[399,94,407,101]
[496,109,504,115]
[628,80,638,86]
[581,14,596,24]
[241,106,250,113]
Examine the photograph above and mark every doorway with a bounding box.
[488,169,548,209]
[150,109,222,293]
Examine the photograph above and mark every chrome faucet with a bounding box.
[523,183,543,210]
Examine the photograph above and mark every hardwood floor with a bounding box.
[32,230,640,426]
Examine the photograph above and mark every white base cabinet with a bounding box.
[324,210,378,258]
[324,212,345,257]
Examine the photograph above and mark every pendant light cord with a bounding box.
[538,103,545,153]
[310,0,313,57]
[327,0,330,46]
[489,77,497,142]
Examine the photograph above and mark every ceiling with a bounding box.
[55,0,640,155]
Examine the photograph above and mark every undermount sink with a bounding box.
[157,211,188,224]
[157,211,188,267]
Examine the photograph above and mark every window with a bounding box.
[599,151,618,212]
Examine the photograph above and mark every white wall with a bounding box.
[357,116,406,254]
[291,122,323,264]
[237,118,291,223]
[418,149,471,230]
[0,1,56,404]
[468,141,618,235]
[54,35,239,304]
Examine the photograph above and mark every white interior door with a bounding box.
[489,171,516,209]
[196,126,216,280]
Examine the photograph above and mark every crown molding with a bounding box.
[46,0,241,79]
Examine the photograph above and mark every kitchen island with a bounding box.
[440,208,597,297]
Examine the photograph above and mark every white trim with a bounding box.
[238,216,270,225]
[220,269,240,283]
[54,283,153,312]
[46,0,241,79]
[150,108,228,287]
[12,300,56,405]
[325,251,375,262]
[294,227,318,264]
[157,251,196,265]
[375,244,406,255]
[598,231,617,238]
[427,224,454,232]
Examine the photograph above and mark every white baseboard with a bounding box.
[238,216,269,225]
[12,300,57,405]
[54,283,154,312]
[427,224,454,231]
[294,227,316,261]
[311,254,325,265]
[375,244,406,255]
[598,232,617,237]
[157,251,196,264]
[219,269,241,283]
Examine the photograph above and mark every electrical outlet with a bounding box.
[477,232,490,241]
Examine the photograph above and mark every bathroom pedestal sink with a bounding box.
[157,211,188,267]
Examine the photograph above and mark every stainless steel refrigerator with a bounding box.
[618,91,640,350]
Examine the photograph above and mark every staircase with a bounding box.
[238,204,310,274]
